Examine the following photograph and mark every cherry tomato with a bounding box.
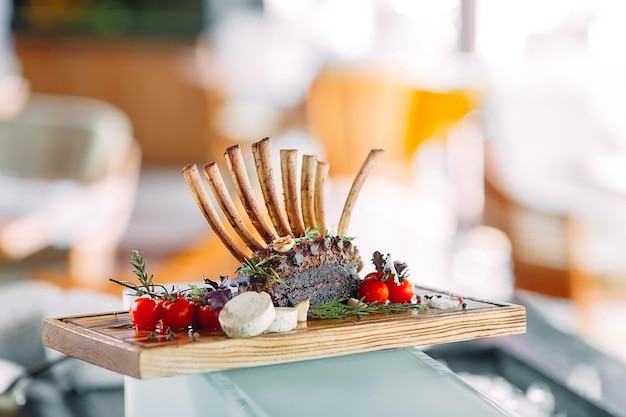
[161,298,196,330]
[129,297,161,330]
[386,278,415,304]
[197,305,222,330]
[359,278,389,305]
[364,271,383,280]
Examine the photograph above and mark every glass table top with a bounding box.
[125,347,511,417]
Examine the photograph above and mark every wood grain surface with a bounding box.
[42,288,526,379]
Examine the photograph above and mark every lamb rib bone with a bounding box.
[280,149,306,237]
[203,162,265,252]
[224,145,278,243]
[251,137,292,237]
[337,149,385,236]
[314,160,329,235]
[181,164,249,262]
[300,154,318,232]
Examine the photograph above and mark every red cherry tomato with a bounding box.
[129,297,161,330]
[161,298,196,330]
[197,305,222,330]
[364,271,383,280]
[386,278,415,304]
[359,278,389,305]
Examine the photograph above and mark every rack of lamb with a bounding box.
[182,138,383,307]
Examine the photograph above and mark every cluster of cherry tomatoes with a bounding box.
[129,294,222,331]
[357,252,415,304]
[112,251,230,332]
[358,271,415,304]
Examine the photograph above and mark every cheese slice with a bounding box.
[219,292,275,338]
[267,307,298,332]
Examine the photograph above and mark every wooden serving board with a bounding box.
[42,287,526,379]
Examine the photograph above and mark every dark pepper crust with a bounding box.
[242,236,363,307]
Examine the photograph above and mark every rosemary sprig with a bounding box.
[238,254,289,287]
[109,250,169,298]
[308,298,428,320]
[129,250,155,293]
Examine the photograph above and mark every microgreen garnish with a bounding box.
[323,227,355,242]
[202,276,233,309]
[294,226,324,243]
[308,298,427,320]
[187,284,204,299]
[371,250,410,283]
[185,276,234,310]
[394,261,410,279]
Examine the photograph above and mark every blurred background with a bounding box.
[1,0,626,416]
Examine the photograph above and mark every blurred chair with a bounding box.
[0,93,141,287]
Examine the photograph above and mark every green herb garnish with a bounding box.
[323,227,355,242]
[294,226,324,243]
[128,249,156,293]
[308,298,428,320]
[109,250,171,297]
[238,253,289,287]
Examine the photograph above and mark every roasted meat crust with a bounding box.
[241,236,363,307]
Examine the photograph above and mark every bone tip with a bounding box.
[253,137,270,147]
[182,163,197,174]
[225,144,241,154]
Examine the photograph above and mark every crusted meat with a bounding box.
[240,236,363,307]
